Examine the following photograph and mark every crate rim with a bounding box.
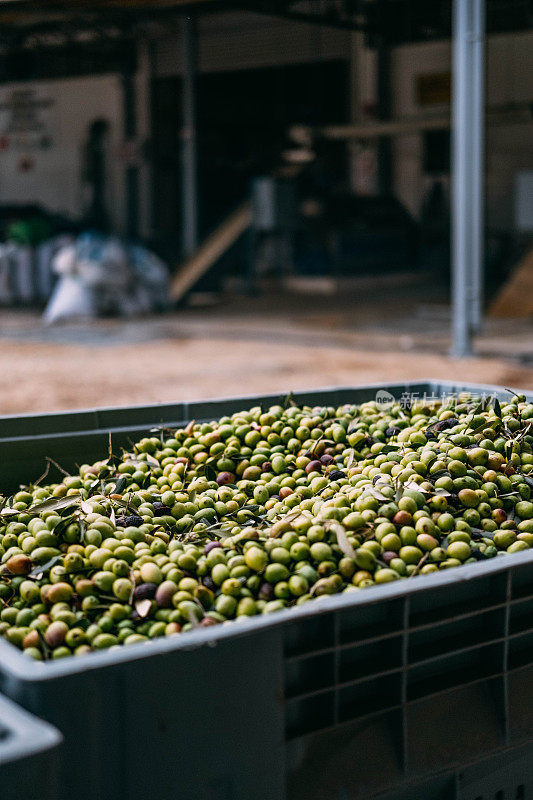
[0,692,62,765]
[0,376,531,680]
[0,378,530,429]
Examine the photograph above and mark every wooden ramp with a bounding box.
[489,246,533,318]
[170,201,251,303]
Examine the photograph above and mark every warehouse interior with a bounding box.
[3,6,533,798]
[0,0,531,411]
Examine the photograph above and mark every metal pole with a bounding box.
[181,15,198,258]
[451,0,485,357]
[469,0,485,330]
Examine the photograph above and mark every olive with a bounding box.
[399,546,423,565]
[47,582,74,604]
[446,541,471,563]
[5,554,32,576]
[45,620,68,648]
[155,580,179,607]
[134,582,157,600]
[244,547,267,572]
[140,563,163,584]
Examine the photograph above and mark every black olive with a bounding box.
[133,583,157,600]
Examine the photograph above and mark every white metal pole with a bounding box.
[469,0,485,330]
[451,0,486,356]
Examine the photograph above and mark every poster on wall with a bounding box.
[0,87,55,154]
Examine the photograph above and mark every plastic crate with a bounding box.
[375,741,533,800]
[0,692,62,798]
[0,380,532,800]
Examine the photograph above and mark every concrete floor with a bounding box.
[0,274,531,415]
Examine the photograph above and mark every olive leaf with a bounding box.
[512,422,532,444]
[80,498,93,515]
[493,398,502,418]
[268,510,301,538]
[106,453,121,470]
[366,487,390,502]
[36,628,51,660]
[309,433,325,454]
[97,463,113,481]
[471,417,500,436]
[89,476,102,491]
[128,567,136,605]
[471,399,485,415]
[113,475,129,495]
[470,548,489,560]
[428,470,451,480]
[52,514,76,537]
[1,493,82,517]
[185,607,200,628]
[29,555,63,580]
[204,464,217,482]
[380,444,402,454]
[327,521,356,559]
[403,481,429,494]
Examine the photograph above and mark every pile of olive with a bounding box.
[0,391,531,659]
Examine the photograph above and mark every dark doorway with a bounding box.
[151,59,349,262]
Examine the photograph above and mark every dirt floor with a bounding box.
[0,278,531,415]
[0,336,531,416]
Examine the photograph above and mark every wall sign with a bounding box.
[0,87,55,150]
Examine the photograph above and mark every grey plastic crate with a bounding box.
[0,692,62,798]
[0,380,532,800]
[376,741,533,800]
